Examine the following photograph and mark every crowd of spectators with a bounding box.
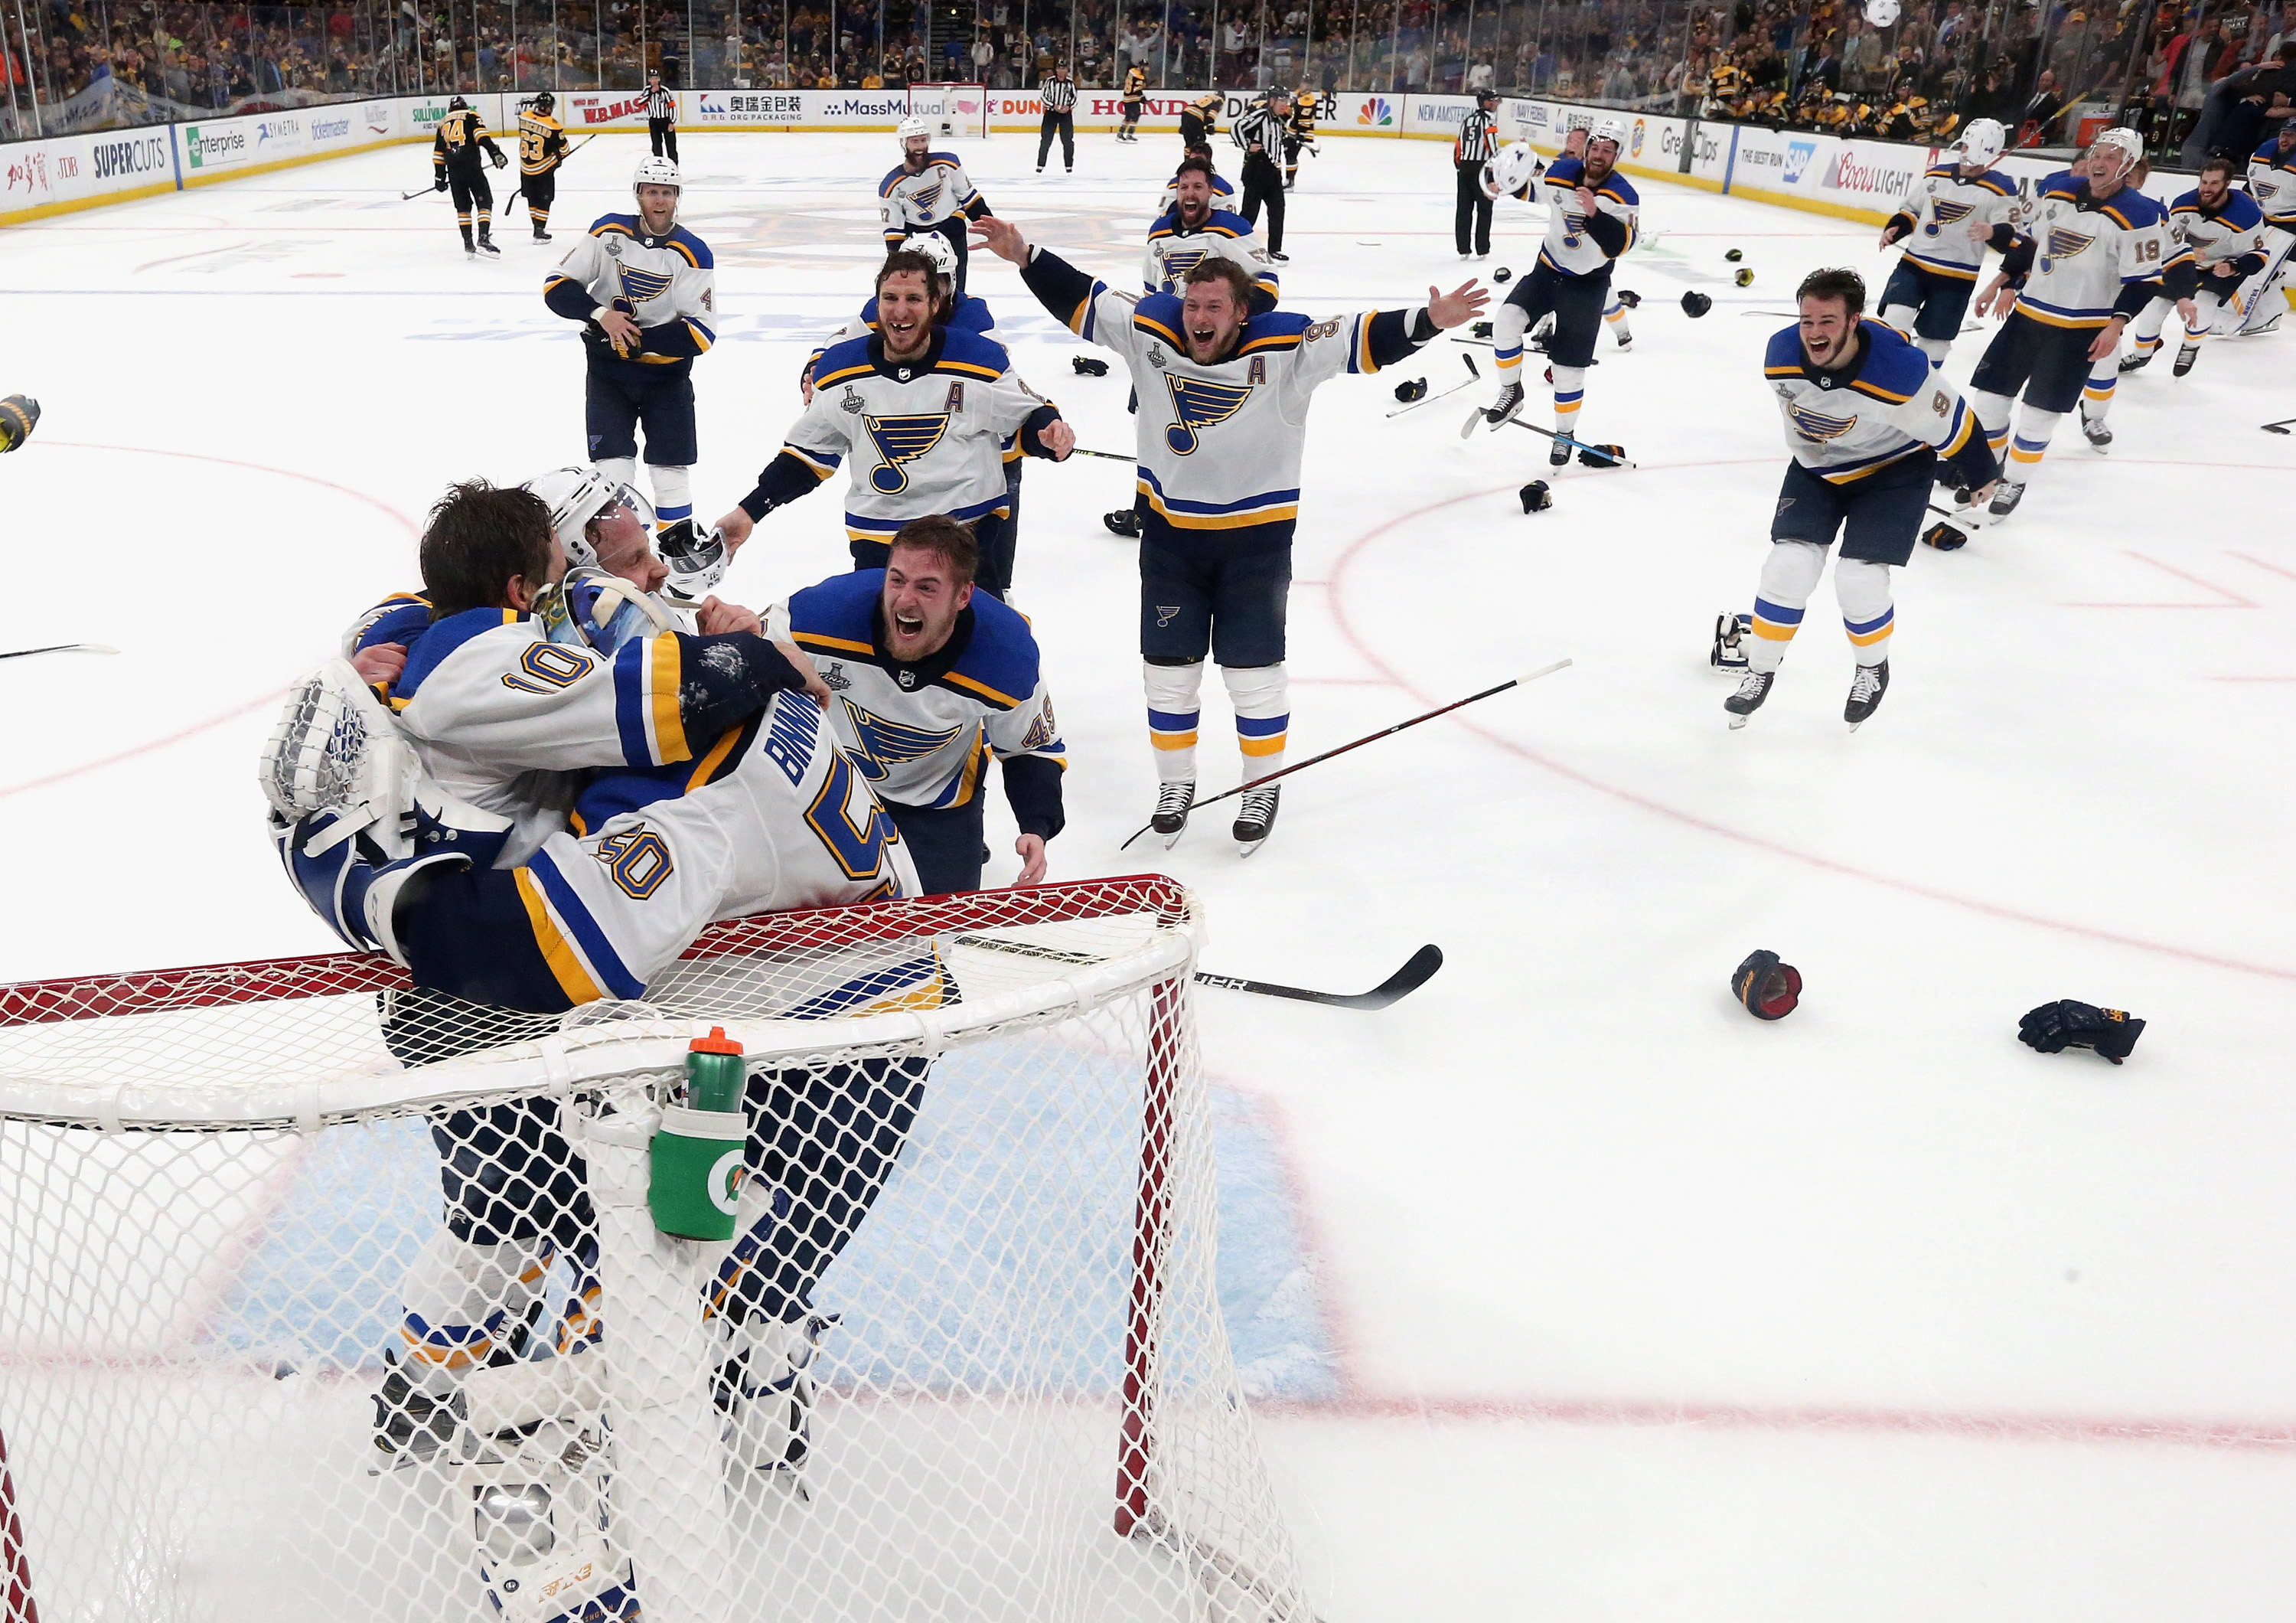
[4,0,2279,161]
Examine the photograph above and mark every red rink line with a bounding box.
[0,442,415,801]
[1322,469,2296,985]
[1261,1390,2296,1453]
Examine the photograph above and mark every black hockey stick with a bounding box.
[506,131,603,211]
[1387,351,1479,417]
[954,934,1443,1011]
[2262,416,2296,434]
[1116,659,1571,851]
[1494,416,1636,468]
[0,642,117,661]
[1069,446,1137,462]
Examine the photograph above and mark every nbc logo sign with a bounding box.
[1358,96,1394,128]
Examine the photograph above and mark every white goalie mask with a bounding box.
[536,565,680,657]
[526,465,654,571]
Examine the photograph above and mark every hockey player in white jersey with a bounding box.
[1965,128,2194,518]
[543,158,716,547]
[1874,116,2019,367]
[972,211,1486,851]
[1724,267,2000,730]
[1146,153,1280,310]
[713,247,1074,599]
[880,116,994,294]
[770,514,1066,895]
[1478,117,1639,465]
[2104,155,2267,409]
[2236,120,2296,332]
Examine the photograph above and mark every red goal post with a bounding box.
[906,80,990,139]
[0,875,1310,1623]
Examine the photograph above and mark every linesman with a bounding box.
[1038,64,1077,173]
[432,95,508,258]
[1454,87,1499,258]
[644,65,677,162]
[518,91,570,242]
[1232,89,1290,259]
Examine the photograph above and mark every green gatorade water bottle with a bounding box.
[649,1027,746,1240]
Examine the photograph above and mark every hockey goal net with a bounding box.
[908,81,990,139]
[0,877,1309,1623]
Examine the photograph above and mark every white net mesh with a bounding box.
[0,878,1309,1623]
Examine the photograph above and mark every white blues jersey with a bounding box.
[1018,244,1429,550]
[1156,169,1236,216]
[1763,318,1983,484]
[2170,185,2268,270]
[768,570,1067,820]
[1887,162,2017,280]
[374,606,696,867]
[2003,173,2188,329]
[1495,155,1638,279]
[518,689,923,1007]
[879,151,985,249]
[750,328,1058,545]
[2247,138,2296,227]
[541,214,716,371]
[1143,207,1280,305]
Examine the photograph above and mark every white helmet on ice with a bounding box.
[1587,116,1629,157]
[2087,126,2144,179]
[897,114,935,145]
[632,155,681,220]
[904,229,960,290]
[1955,117,2006,168]
[1482,141,1538,200]
[527,464,654,570]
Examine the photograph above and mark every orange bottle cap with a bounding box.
[689,1025,744,1055]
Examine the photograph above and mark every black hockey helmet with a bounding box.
[448,94,469,111]
[532,90,555,114]
[1476,86,1500,104]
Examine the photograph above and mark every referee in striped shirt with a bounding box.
[1454,87,1500,258]
[1233,89,1290,258]
[644,66,677,163]
[1037,67,1077,173]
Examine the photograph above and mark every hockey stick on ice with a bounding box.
[954,933,1443,1011]
[1493,416,1636,468]
[1116,659,1573,851]
[2261,416,2296,434]
[0,642,117,661]
[1386,351,1479,417]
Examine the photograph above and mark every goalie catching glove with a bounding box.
[2017,1001,2144,1063]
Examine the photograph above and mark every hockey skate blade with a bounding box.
[1727,714,1751,730]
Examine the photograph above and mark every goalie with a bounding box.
[270,475,931,1623]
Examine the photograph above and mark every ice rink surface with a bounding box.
[3,127,2294,1618]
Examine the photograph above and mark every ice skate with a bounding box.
[1844,659,1890,730]
[2172,341,2200,377]
[1231,785,1280,855]
[1548,436,1573,467]
[476,233,501,258]
[2080,407,2112,448]
[1152,780,1194,847]
[1724,668,1774,728]
[2117,348,2151,372]
[1988,479,2027,519]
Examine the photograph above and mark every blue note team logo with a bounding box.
[1163,375,1254,455]
[1925,198,1975,237]
[862,414,951,494]
[615,263,675,304]
[1786,402,1859,442]
[838,698,960,780]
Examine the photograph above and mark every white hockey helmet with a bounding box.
[905,229,960,289]
[1587,116,1629,156]
[897,114,934,145]
[1482,141,1539,199]
[632,155,681,217]
[1956,116,2006,167]
[2088,126,2144,178]
[536,565,680,657]
[527,464,654,570]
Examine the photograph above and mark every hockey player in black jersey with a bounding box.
[518,92,571,242]
[432,96,508,258]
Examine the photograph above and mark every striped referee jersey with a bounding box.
[1455,108,1498,167]
[643,82,673,121]
[1231,103,1283,157]
[1040,73,1077,112]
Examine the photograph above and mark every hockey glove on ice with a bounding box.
[1732,950,1802,1020]
[2017,1001,2144,1063]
